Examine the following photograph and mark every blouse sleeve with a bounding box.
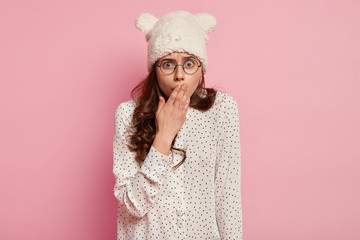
[112,103,173,218]
[214,95,243,240]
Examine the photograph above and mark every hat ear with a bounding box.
[195,13,217,33]
[135,13,158,34]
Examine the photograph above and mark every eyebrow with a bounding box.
[161,56,196,61]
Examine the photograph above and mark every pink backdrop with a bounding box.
[1,0,359,239]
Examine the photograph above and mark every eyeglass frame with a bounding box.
[155,57,202,75]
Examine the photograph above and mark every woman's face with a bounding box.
[156,52,203,99]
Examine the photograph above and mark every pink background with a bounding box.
[1,0,359,239]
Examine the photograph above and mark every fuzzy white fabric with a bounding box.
[135,10,217,73]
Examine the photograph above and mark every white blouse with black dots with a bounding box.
[113,91,242,240]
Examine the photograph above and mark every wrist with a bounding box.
[154,131,174,146]
[152,133,173,156]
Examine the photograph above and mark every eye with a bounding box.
[185,60,195,67]
[162,61,174,68]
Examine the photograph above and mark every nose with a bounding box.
[174,65,185,81]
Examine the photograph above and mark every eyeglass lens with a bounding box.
[159,58,200,74]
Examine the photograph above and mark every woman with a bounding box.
[113,11,242,240]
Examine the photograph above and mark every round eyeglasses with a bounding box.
[156,57,202,75]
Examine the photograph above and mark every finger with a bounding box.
[175,84,187,109]
[156,96,165,115]
[167,84,182,106]
[181,95,190,112]
[185,86,191,98]
[179,88,189,110]
[173,84,185,109]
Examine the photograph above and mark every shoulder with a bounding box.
[213,91,240,130]
[115,98,137,123]
[214,91,239,113]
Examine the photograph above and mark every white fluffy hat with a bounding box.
[135,10,217,74]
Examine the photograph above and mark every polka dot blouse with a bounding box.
[113,91,242,240]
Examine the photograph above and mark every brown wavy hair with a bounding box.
[125,60,217,171]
